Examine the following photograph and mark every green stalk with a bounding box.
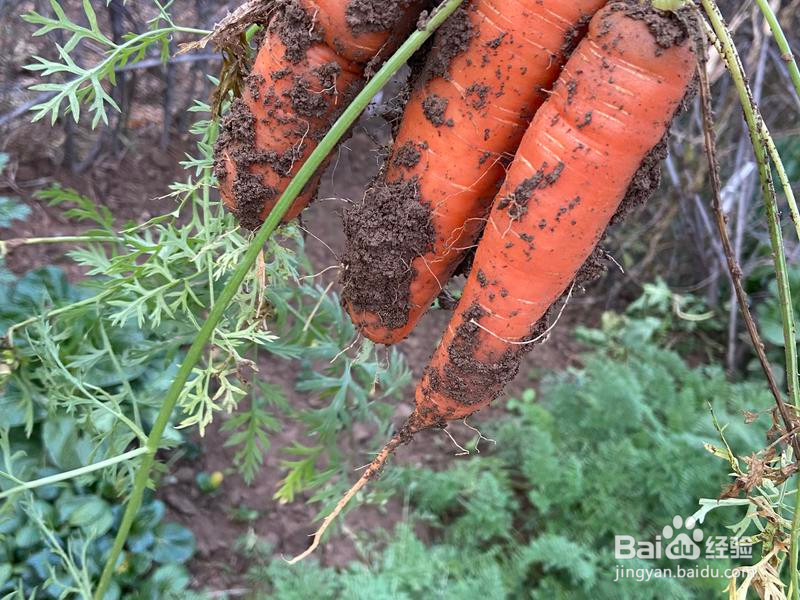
[93,1,464,597]
[0,234,118,257]
[752,0,800,242]
[0,447,148,500]
[5,288,117,345]
[701,11,800,244]
[763,124,800,243]
[753,0,800,101]
[701,1,800,594]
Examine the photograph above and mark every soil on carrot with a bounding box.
[421,93,449,126]
[422,4,474,81]
[275,0,322,64]
[345,0,418,34]
[610,0,692,51]
[420,302,554,417]
[341,175,435,331]
[612,136,668,225]
[496,160,565,221]
[215,97,278,230]
[392,140,422,168]
[560,12,593,57]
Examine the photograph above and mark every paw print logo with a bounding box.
[663,515,703,560]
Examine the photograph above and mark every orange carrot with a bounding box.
[342,0,608,344]
[291,1,696,562]
[214,0,421,229]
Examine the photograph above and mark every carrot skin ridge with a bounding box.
[342,0,609,345]
[415,2,697,423]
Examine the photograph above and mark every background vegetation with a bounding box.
[0,0,798,598]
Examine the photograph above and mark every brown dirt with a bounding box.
[612,136,668,225]
[465,82,489,109]
[560,12,593,57]
[392,140,422,168]
[340,175,435,331]
[496,160,564,220]
[420,303,554,417]
[421,93,449,126]
[345,0,418,35]
[610,0,692,52]
[1,135,187,281]
[423,4,474,81]
[274,0,322,64]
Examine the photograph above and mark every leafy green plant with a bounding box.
[22,1,207,127]
[235,312,771,599]
[0,266,195,599]
[575,277,721,362]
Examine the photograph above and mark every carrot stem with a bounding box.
[696,32,797,456]
[753,0,800,102]
[92,2,465,596]
[701,1,800,594]
[750,0,800,242]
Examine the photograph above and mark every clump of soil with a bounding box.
[576,111,593,129]
[575,246,610,287]
[392,141,422,168]
[465,82,489,109]
[287,75,329,118]
[421,94,449,126]
[496,161,564,220]
[345,0,417,34]
[215,98,255,157]
[232,171,278,230]
[420,303,553,413]
[612,136,667,225]
[341,176,435,331]
[600,0,691,53]
[314,62,342,91]
[560,12,593,56]
[274,0,322,64]
[423,5,475,81]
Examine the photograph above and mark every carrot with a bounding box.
[290,0,696,562]
[342,0,608,345]
[214,0,422,229]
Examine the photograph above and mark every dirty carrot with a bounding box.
[291,0,696,562]
[214,0,422,229]
[341,0,608,345]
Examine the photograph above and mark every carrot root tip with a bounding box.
[286,429,411,564]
